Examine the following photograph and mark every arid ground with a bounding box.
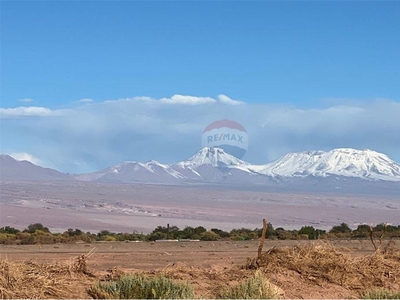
[1,239,399,299]
[1,180,399,233]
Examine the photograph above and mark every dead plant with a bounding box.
[71,247,96,277]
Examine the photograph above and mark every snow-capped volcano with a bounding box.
[171,147,254,182]
[75,148,256,183]
[253,148,400,182]
[73,147,400,183]
[174,147,246,168]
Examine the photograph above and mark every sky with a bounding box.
[1,1,399,173]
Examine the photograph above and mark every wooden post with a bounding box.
[256,218,267,267]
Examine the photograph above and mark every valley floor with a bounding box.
[1,180,399,233]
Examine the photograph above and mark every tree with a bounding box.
[352,224,370,238]
[151,225,180,238]
[0,226,20,234]
[148,231,167,241]
[97,230,112,238]
[299,226,316,240]
[193,226,207,235]
[25,223,50,233]
[211,228,231,238]
[329,222,352,234]
[255,222,276,239]
[266,222,276,238]
[65,228,83,236]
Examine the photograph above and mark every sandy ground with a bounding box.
[0,239,379,271]
[2,239,396,299]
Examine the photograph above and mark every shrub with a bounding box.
[361,289,400,299]
[200,231,219,241]
[211,228,231,238]
[0,233,16,244]
[32,230,55,244]
[230,228,258,240]
[89,274,195,299]
[217,270,281,299]
[298,234,309,240]
[104,235,117,242]
[16,232,34,244]
[148,231,168,241]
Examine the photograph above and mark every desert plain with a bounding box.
[1,180,399,233]
[1,238,400,299]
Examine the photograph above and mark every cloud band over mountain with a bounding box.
[1,95,399,173]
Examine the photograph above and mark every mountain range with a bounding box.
[1,148,400,187]
[0,154,73,181]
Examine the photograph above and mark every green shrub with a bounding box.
[200,231,219,241]
[217,270,281,299]
[103,235,117,242]
[361,289,400,299]
[89,274,195,299]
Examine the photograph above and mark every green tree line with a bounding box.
[0,222,399,245]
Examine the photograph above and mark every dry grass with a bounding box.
[1,240,399,299]
[0,250,97,299]
[249,240,400,292]
[71,247,96,276]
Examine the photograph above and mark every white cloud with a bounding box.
[77,98,94,103]
[0,106,69,118]
[218,94,244,105]
[160,94,216,105]
[8,152,42,165]
[17,98,34,103]
[0,106,53,118]
[103,96,156,104]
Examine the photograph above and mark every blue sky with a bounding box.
[1,1,400,172]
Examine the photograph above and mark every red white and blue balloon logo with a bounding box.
[202,120,248,159]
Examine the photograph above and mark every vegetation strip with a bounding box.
[1,222,400,245]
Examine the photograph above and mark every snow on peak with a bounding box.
[255,148,400,181]
[75,147,400,183]
[175,147,247,168]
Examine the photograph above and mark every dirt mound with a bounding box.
[249,241,400,296]
[0,258,95,299]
